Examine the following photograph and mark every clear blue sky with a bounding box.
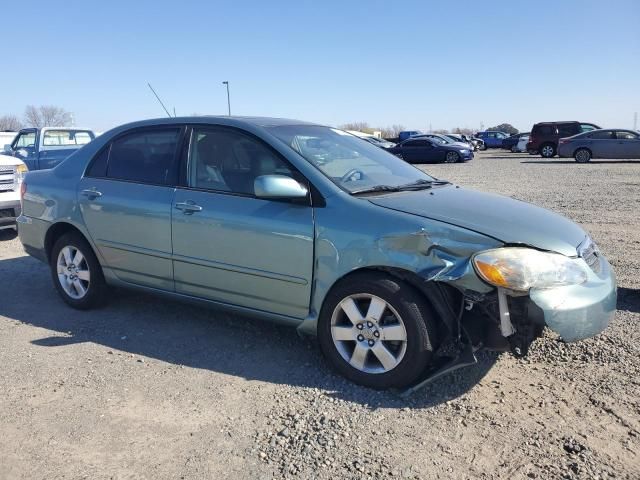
[2,0,639,132]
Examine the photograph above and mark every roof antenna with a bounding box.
[147,83,172,117]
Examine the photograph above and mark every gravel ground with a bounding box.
[0,151,638,479]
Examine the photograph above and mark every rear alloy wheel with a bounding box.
[445,151,460,163]
[479,143,487,151]
[574,148,592,163]
[50,232,107,309]
[318,273,437,389]
[540,143,556,158]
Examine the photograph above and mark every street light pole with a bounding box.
[222,81,231,116]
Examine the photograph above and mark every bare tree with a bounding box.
[338,122,374,134]
[433,129,450,134]
[378,124,405,138]
[0,115,23,131]
[24,105,72,128]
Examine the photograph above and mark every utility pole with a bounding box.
[634,112,638,131]
[222,81,231,116]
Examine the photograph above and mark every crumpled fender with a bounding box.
[297,201,501,336]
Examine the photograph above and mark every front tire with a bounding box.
[540,143,556,158]
[444,151,460,163]
[574,148,592,163]
[318,273,437,389]
[50,232,108,309]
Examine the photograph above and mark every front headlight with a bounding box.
[15,163,28,183]
[461,149,470,153]
[473,247,588,291]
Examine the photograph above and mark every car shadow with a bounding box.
[0,229,18,241]
[0,254,496,408]
[617,287,640,314]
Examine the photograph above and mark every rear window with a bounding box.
[533,125,555,135]
[43,130,94,146]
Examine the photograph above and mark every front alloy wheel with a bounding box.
[574,148,591,163]
[318,273,437,389]
[331,294,407,374]
[445,151,460,163]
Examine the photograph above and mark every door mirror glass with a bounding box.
[3,144,11,153]
[254,175,308,199]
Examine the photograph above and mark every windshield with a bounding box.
[268,125,435,193]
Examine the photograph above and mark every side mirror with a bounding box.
[3,144,12,153]
[254,175,308,199]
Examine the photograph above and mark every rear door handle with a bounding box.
[175,201,203,214]
[81,188,102,199]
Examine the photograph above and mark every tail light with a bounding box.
[558,138,569,145]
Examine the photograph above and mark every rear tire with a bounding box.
[479,143,487,151]
[50,232,108,309]
[574,148,592,163]
[511,145,518,153]
[540,143,556,158]
[318,272,438,389]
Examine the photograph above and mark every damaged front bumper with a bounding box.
[530,254,616,342]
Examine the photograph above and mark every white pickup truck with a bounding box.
[0,154,27,230]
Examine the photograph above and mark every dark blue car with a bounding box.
[386,137,474,163]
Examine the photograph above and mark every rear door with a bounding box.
[78,126,183,290]
[613,130,640,159]
[171,126,314,319]
[588,130,616,158]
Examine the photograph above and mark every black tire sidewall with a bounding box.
[318,273,437,389]
[574,148,591,163]
[50,233,106,309]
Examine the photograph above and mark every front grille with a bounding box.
[0,166,16,192]
[578,236,601,274]
[0,208,15,218]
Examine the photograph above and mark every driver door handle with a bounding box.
[175,201,203,214]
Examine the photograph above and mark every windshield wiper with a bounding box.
[351,179,451,195]
[395,179,451,190]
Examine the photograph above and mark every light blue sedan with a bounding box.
[17,117,617,390]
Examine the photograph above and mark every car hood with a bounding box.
[368,185,586,256]
[0,153,23,168]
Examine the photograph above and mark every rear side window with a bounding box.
[557,124,578,137]
[86,129,181,185]
[534,125,554,135]
[588,131,614,140]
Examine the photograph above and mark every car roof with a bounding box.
[114,116,320,130]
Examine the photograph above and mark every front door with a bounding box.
[615,130,640,159]
[171,126,314,319]
[78,127,183,290]
[11,130,38,170]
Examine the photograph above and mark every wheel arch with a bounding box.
[318,266,462,337]
[44,222,93,263]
